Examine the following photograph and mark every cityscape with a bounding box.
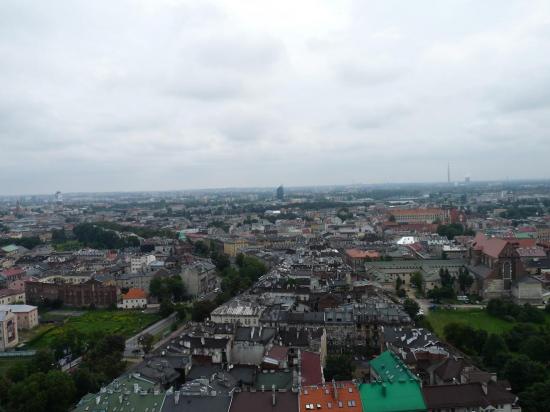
[2,1,550,412]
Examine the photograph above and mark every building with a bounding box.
[359,351,427,412]
[344,249,381,272]
[73,374,165,412]
[422,382,519,412]
[276,185,284,201]
[181,260,218,296]
[0,304,38,330]
[210,299,266,326]
[118,288,147,309]
[388,208,452,224]
[223,238,249,257]
[25,279,117,307]
[468,233,540,302]
[0,289,26,305]
[231,390,298,412]
[130,254,156,273]
[0,310,18,351]
[299,381,362,411]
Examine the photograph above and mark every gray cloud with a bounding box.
[1,0,550,195]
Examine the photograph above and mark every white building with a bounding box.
[130,255,156,273]
[0,310,18,351]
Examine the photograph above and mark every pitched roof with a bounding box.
[300,351,323,386]
[300,381,362,411]
[422,382,516,409]
[123,288,147,300]
[472,233,508,258]
[230,391,298,412]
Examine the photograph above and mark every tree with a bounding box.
[403,298,420,320]
[519,379,550,412]
[72,368,101,399]
[235,253,245,268]
[159,300,175,317]
[324,355,355,381]
[410,272,423,292]
[191,300,217,322]
[395,277,403,292]
[444,323,487,355]
[7,370,76,412]
[140,333,155,354]
[502,354,547,393]
[193,241,210,257]
[519,336,550,363]
[458,268,474,293]
[482,334,508,367]
[212,252,230,272]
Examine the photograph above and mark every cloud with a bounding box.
[0,0,550,194]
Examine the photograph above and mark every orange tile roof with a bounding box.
[123,288,147,300]
[345,249,380,259]
[300,381,362,412]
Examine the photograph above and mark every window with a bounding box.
[348,400,356,407]
[338,401,343,408]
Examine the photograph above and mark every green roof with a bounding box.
[359,381,426,412]
[73,374,165,412]
[1,244,19,253]
[369,351,415,383]
[360,351,426,412]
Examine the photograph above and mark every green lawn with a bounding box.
[427,309,515,337]
[27,310,161,349]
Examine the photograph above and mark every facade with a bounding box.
[0,289,26,305]
[181,260,218,296]
[0,304,38,330]
[223,238,249,257]
[118,288,147,309]
[388,208,452,224]
[0,310,18,351]
[468,233,538,301]
[25,279,117,307]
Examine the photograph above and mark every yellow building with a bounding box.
[223,238,248,257]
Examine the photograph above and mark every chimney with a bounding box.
[272,385,276,406]
[381,383,387,397]
[175,391,180,405]
[332,379,338,400]
[481,382,488,395]
[201,337,205,346]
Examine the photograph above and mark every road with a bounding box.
[124,312,177,357]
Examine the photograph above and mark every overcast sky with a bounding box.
[1,0,550,195]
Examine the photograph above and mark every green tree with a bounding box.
[519,379,550,412]
[503,354,547,393]
[191,300,217,322]
[482,334,508,368]
[403,298,420,320]
[324,355,355,381]
[140,333,155,354]
[458,268,474,293]
[159,300,175,317]
[519,336,550,363]
[395,277,403,292]
[410,272,423,292]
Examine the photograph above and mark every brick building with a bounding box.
[25,279,117,307]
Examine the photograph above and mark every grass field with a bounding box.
[427,309,516,337]
[27,310,161,349]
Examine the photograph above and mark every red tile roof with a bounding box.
[472,233,508,259]
[300,351,323,386]
[123,288,147,300]
[300,381,362,412]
